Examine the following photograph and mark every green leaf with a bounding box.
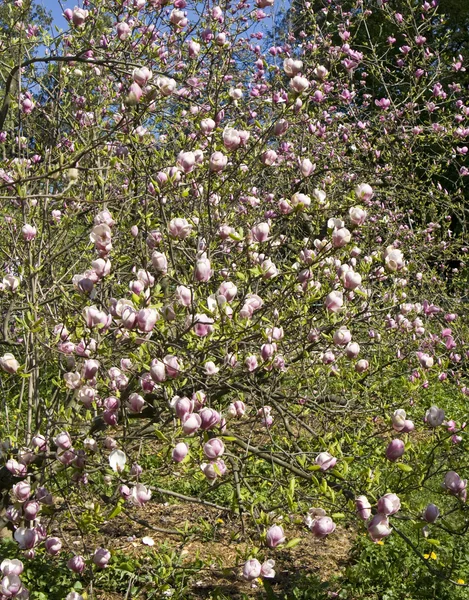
[426,539,441,546]
[396,463,413,472]
[284,537,302,549]
[109,498,125,519]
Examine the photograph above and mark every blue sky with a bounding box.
[38,0,68,28]
[36,0,287,42]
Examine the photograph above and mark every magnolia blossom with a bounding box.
[290,75,310,93]
[356,496,372,520]
[291,193,311,210]
[209,151,228,172]
[72,6,88,27]
[315,452,337,471]
[310,516,336,538]
[384,246,405,271]
[385,439,405,461]
[203,438,225,459]
[109,449,126,473]
[391,409,407,431]
[243,559,261,580]
[368,514,392,542]
[156,76,177,96]
[377,493,401,516]
[444,471,467,499]
[349,206,367,225]
[0,353,19,374]
[251,222,270,242]
[93,548,111,568]
[169,217,192,239]
[425,405,445,427]
[283,58,303,77]
[324,291,344,313]
[423,503,439,523]
[266,525,285,548]
[172,442,189,462]
[1,560,23,576]
[200,459,227,482]
[194,255,212,282]
[355,183,374,201]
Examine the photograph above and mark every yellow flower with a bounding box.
[376,541,384,546]
[457,579,465,585]
[423,552,437,560]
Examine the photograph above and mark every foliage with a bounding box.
[0,0,468,598]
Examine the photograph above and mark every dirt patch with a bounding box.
[86,500,355,599]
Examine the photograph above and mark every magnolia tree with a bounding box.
[0,0,468,597]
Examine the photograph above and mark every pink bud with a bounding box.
[315,452,337,471]
[349,206,367,225]
[137,308,158,332]
[45,537,62,556]
[194,255,212,282]
[332,227,351,248]
[251,222,270,242]
[151,251,168,275]
[333,327,352,346]
[324,291,343,313]
[243,559,261,580]
[310,516,336,538]
[355,359,369,373]
[368,514,392,542]
[67,555,85,573]
[444,471,467,498]
[0,559,23,576]
[182,413,202,435]
[21,224,37,241]
[343,271,362,290]
[93,547,111,568]
[266,524,285,548]
[172,442,189,462]
[199,408,221,430]
[355,183,373,201]
[300,158,315,177]
[209,151,228,172]
[116,21,130,40]
[174,396,193,419]
[12,482,31,503]
[290,76,310,92]
[377,493,401,515]
[423,503,439,523]
[127,393,145,413]
[164,355,182,378]
[55,431,72,450]
[355,496,371,520]
[203,438,225,459]
[386,439,405,461]
[23,500,40,520]
[127,82,143,105]
[0,353,20,374]
[72,7,88,27]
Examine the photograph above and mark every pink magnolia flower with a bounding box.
[266,525,285,548]
[315,452,337,471]
[385,439,405,461]
[92,548,111,568]
[377,493,401,516]
[310,516,336,538]
[356,496,372,520]
[368,514,392,542]
[324,291,344,313]
[209,151,228,172]
[172,443,189,462]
